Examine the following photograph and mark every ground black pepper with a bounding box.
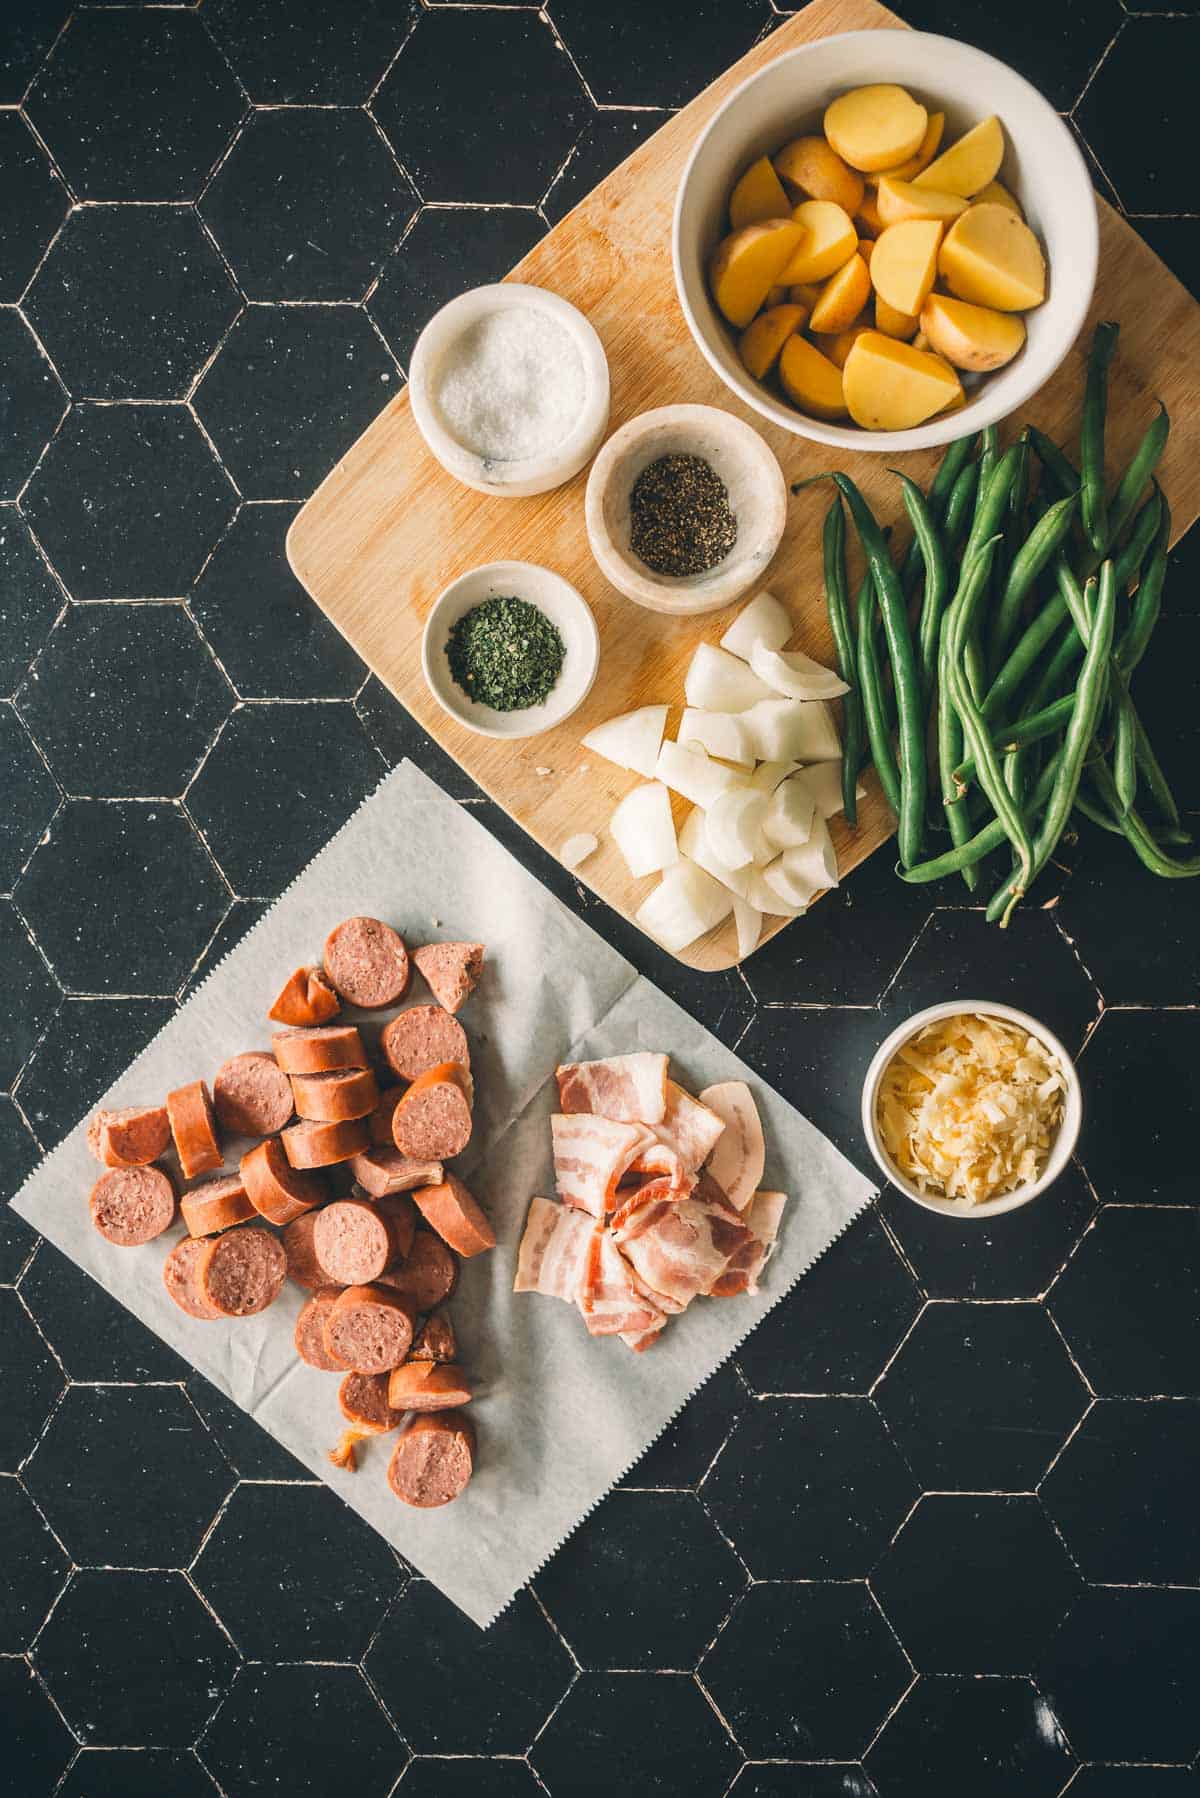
[629,453,738,578]
[444,595,565,712]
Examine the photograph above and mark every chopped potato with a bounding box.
[975,178,1022,216]
[875,294,920,340]
[867,111,945,185]
[824,84,928,173]
[843,330,962,430]
[938,203,1046,310]
[920,292,1027,370]
[813,320,872,369]
[729,155,792,229]
[777,334,848,418]
[772,134,864,216]
[779,199,858,285]
[915,115,1005,196]
[738,302,807,378]
[855,191,885,239]
[876,176,968,228]
[709,218,806,327]
[870,218,943,317]
[809,253,872,334]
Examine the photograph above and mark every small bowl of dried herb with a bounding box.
[421,559,600,740]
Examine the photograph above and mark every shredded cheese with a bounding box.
[877,1013,1065,1205]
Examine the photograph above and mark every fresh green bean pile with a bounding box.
[805,321,1197,924]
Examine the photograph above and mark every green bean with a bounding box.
[1130,701,1182,827]
[1029,427,1079,499]
[936,609,979,892]
[898,434,976,594]
[856,563,902,820]
[895,472,950,708]
[960,440,1024,702]
[1113,486,1162,592]
[976,425,1000,512]
[943,459,980,553]
[1075,782,1193,850]
[1088,759,1200,877]
[1113,697,1137,812]
[953,693,1076,788]
[987,491,1079,674]
[1107,402,1169,551]
[821,497,864,826]
[902,751,1062,883]
[982,590,1070,723]
[1053,553,1094,642]
[1117,493,1170,676]
[1081,321,1119,553]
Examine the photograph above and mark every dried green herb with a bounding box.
[629,453,738,577]
[444,595,565,712]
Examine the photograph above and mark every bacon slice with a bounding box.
[556,1053,669,1125]
[623,1129,695,1193]
[611,1190,756,1311]
[620,1317,668,1353]
[513,1197,594,1301]
[710,1189,788,1297]
[645,1080,727,1174]
[699,1081,766,1211]
[578,1228,665,1338]
[551,1113,646,1216]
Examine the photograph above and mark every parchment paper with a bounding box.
[11,761,874,1626]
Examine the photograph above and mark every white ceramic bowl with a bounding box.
[673,30,1099,453]
[409,283,610,497]
[421,560,600,739]
[584,402,787,615]
[861,999,1083,1218]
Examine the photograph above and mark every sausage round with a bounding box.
[410,1309,457,1363]
[289,1067,379,1124]
[181,1174,256,1238]
[166,1080,222,1179]
[412,1172,495,1258]
[272,1025,366,1076]
[213,1052,294,1137]
[376,1192,416,1266]
[87,1104,170,1168]
[388,1413,475,1507]
[391,1062,472,1161]
[338,1370,405,1432]
[386,1361,471,1412]
[378,1230,458,1312]
[349,1148,443,1199]
[412,941,484,1015]
[281,1117,369,1169]
[323,916,410,1009]
[269,966,340,1028]
[295,1288,349,1370]
[163,1236,222,1319]
[313,1198,394,1285]
[281,1211,328,1290]
[380,1005,469,1084]
[90,1165,176,1246]
[199,1225,287,1317]
[323,1284,416,1373]
[368,1087,407,1148]
[240,1137,324,1226]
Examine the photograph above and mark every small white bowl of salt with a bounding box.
[408,283,610,498]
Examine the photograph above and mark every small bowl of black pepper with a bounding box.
[421,559,600,740]
[584,403,787,616]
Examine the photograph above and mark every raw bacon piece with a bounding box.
[550,1113,646,1216]
[513,1197,593,1301]
[556,1053,669,1125]
[623,1130,694,1194]
[699,1081,765,1212]
[577,1228,665,1338]
[650,1081,727,1173]
[709,1189,788,1297]
[620,1318,668,1352]
[611,1191,755,1311]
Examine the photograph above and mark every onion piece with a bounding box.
[678,808,754,900]
[636,860,733,952]
[744,867,808,917]
[677,708,754,768]
[561,832,598,871]
[793,761,867,820]
[750,640,850,701]
[609,782,678,878]
[740,698,842,763]
[705,787,770,870]
[581,704,668,780]
[762,775,816,850]
[732,897,763,960]
[720,591,791,662]
[748,759,800,794]
[683,642,774,714]
[764,815,839,907]
[655,739,745,809]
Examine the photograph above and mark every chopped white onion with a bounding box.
[705,787,770,870]
[732,897,763,960]
[771,815,839,897]
[743,867,808,917]
[561,832,598,871]
[683,642,774,713]
[581,704,668,780]
[636,860,733,953]
[749,640,850,701]
[762,852,818,909]
[762,775,816,849]
[609,781,678,879]
[740,698,842,763]
[792,761,867,820]
[678,808,754,900]
[748,759,800,793]
[677,707,754,768]
[654,738,745,809]
[719,590,791,662]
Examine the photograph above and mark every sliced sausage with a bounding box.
[378,1230,458,1312]
[181,1174,256,1238]
[410,1309,457,1363]
[412,941,484,1015]
[290,1066,379,1124]
[295,1287,349,1370]
[388,1413,475,1507]
[166,1080,222,1179]
[411,1172,496,1258]
[349,1148,442,1199]
[376,1192,416,1265]
[323,916,410,1009]
[391,1062,472,1161]
[240,1137,324,1226]
[338,1370,405,1431]
[313,1197,395,1285]
[272,1025,366,1076]
[163,1236,222,1319]
[269,965,340,1027]
[380,1005,469,1084]
[387,1361,471,1411]
[90,1165,176,1246]
[86,1104,170,1168]
[213,1051,294,1137]
[368,1087,407,1147]
[281,1116,369,1169]
[323,1284,416,1373]
[281,1211,328,1290]
[199,1225,287,1317]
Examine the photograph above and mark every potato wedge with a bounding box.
[867,111,945,186]
[814,320,872,369]
[855,191,885,239]
[739,303,807,379]
[729,155,792,229]
[772,135,864,217]
[779,200,858,285]
[975,178,1022,216]
[778,334,847,419]
[870,218,942,317]
[920,292,1026,370]
[876,176,968,228]
[824,84,928,174]
[915,115,1004,196]
[842,330,963,431]
[709,219,807,327]
[875,295,919,340]
[809,252,872,334]
[938,203,1046,311]
[788,282,823,309]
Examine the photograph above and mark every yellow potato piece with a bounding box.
[870,219,943,318]
[842,330,963,431]
[867,112,945,186]
[809,253,872,334]
[772,135,864,217]
[915,115,1005,196]
[778,334,847,419]
[876,177,968,228]
[709,219,807,328]
[855,192,885,239]
[814,320,872,369]
[920,292,1027,370]
[779,199,857,285]
[824,84,928,174]
[875,295,919,340]
[938,203,1046,311]
[729,155,792,229]
[976,179,1022,216]
[739,303,807,379]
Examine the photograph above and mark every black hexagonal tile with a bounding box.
[204,0,418,103]
[21,1246,187,1383]
[1079,1012,1198,1206]
[0,1103,40,1242]
[0,309,66,502]
[532,1672,739,1798]
[366,1584,572,1754]
[187,702,381,896]
[1041,1399,1200,1585]
[1,0,70,106]
[191,504,364,700]
[185,1371,308,1482]
[26,1385,230,1569]
[0,1657,73,1797]
[621,1360,748,1490]
[36,1568,236,1746]
[0,703,59,892]
[0,1475,68,1651]
[0,509,65,698]
[374,11,587,204]
[0,901,57,1093]
[23,403,237,601]
[201,1664,399,1798]
[904,0,1121,109]
[738,1211,921,1395]
[1076,18,1196,213]
[1165,522,1198,616]
[543,110,666,226]
[1058,824,1200,1005]
[734,1007,887,1169]
[0,1289,62,1471]
[873,1496,1079,1674]
[61,1748,220,1798]
[866,1677,1072,1798]
[1039,1587,1200,1764]
[201,109,414,303]
[14,996,174,1152]
[702,1582,909,1761]
[402,1762,542,1798]
[550,0,771,107]
[181,899,270,1002]
[17,604,231,799]
[355,675,482,801]
[17,800,227,994]
[1065,1772,1200,1798]
[24,206,240,401]
[535,1489,745,1670]
[701,1399,916,1580]
[0,113,68,302]
[26,10,245,202]
[193,304,396,500]
[731,1772,879,1798]
[368,205,546,371]
[1050,1209,1200,1396]
[193,1482,399,1659]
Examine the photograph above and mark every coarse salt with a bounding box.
[434,305,587,465]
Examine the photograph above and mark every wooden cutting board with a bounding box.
[287,0,1200,972]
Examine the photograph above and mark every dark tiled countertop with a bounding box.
[3,2,1199,1794]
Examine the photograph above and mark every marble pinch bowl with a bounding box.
[421,559,600,741]
[584,402,787,616]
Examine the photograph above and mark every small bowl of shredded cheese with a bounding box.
[862,1002,1082,1217]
